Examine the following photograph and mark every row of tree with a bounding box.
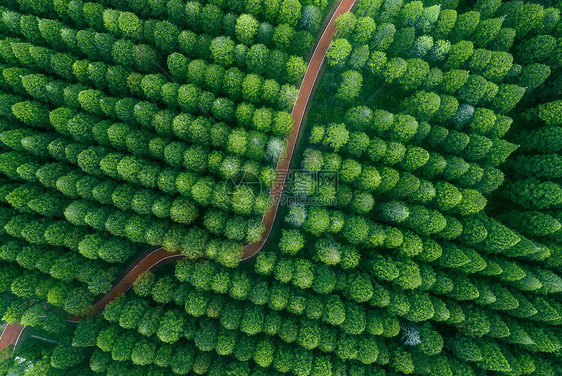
[3,95,279,189]
[0,99,274,217]
[0,260,93,316]
[60,0,313,55]
[267,0,562,374]
[0,167,250,265]
[0,229,118,294]
[1,54,295,144]
[0,4,309,97]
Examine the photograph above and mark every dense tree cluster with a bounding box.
[0,0,329,369]
[267,0,562,374]
[0,0,330,269]
[0,0,561,375]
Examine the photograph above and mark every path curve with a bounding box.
[69,248,184,321]
[1,0,356,347]
[0,323,25,353]
[241,0,356,260]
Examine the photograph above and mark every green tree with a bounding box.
[472,17,504,47]
[253,338,274,367]
[278,85,299,111]
[347,273,373,303]
[538,101,562,126]
[399,58,430,90]
[131,339,156,366]
[426,39,450,63]
[311,264,336,294]
[277,0,302,27]
[477,341,511,372]
[402,91,440,121]
[110,332,136,361]
[378,56,406,83]
[157,310,185,344]
[323,123,349,151]
[273,24,295,51]
[194,319,218,352]
[452,336,482,362]
[201,4,223,35]
[445,40,474,70]
[315,238,340,266]
[390,26,415,56]
[371,23,396,51]
[279,229,304,255]
[492,84,525,114]
[12,101,50,128]
[290,259,312,290]
[483,51,513,82]
[450,10,480,42]
[154,21,179,54]
[391,347,414,374]
[246,44,270,74]
[439,70,469,96]
[210,36,235,66]
[236,14,259,45]
[299,5,323,34]
[50,344,85,369]
[488,27,516,52]
[352,16,376,45]
[240,305,264,335]
[327,39,352,67]
[518,63,551,91]
[336,70,363,103]
[342,216,369,245]
[320,295,345,326]
[334,12,356,38]
[286,55,307,85]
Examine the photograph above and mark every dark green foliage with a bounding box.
[491,85,525,114]
[0,1,560,374]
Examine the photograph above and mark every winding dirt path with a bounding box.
[0,323,25,353]
[1,0,356,347]
[67,247,183,322]
[241,0,356,260]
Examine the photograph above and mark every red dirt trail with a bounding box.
[241,0,356,260]
[1,0,356,347]
[0,323,25,352]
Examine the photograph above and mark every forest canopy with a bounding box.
[0,0,561,375]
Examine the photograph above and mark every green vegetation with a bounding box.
[0,0,562,375]
[0,0,330,270]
